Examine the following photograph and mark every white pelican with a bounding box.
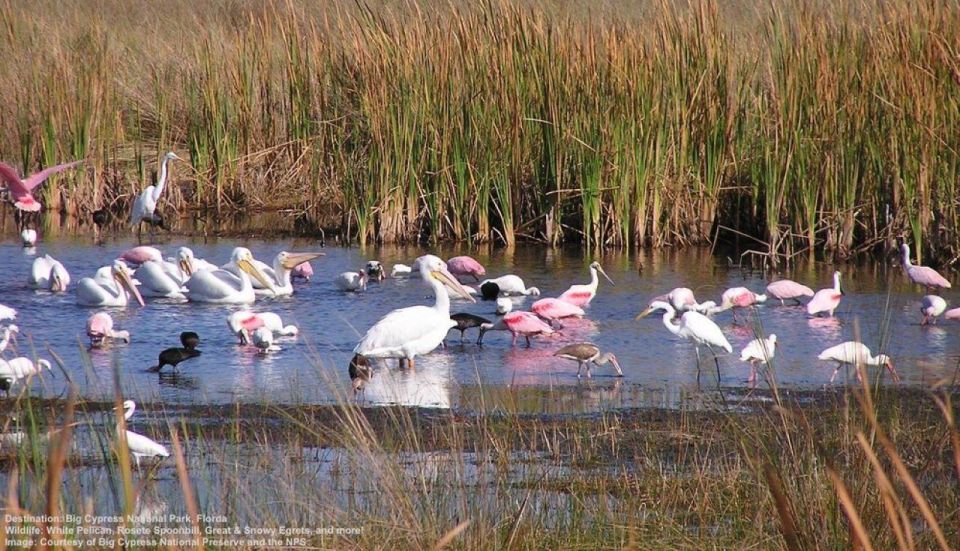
[0,357,51,396]
[354,255,475,368]
[20,229,36,247]
[186,248,275,304]
[86,312,130,347]
[479,275,540,297]
[224,251,322,296]
[173,246,217,274]
[637,301,732,384]
[558,261,614,307]
[335,270,368,292]
[117,400,169,468]
[77,261,145,307]
[29,254,70,292]
[252,327,279,353]
[227,311,298,344]
[131,152,180,235]
[818,342,899,383]
[135,259,187,299]
[0,325,18,353]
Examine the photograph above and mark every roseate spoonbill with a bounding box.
[637,301,732,384]
[807,271,843,317]
[29,254,70,292]
[119,246,164,267]
[335,270,368,292]
[186,248,274,304]
[225,251,323,296]
[0,357,51,396]
[496,297,513,315]
[531,298,585,320]
[900,243,951,290]
[226,311,299,344]
[0,325,17,353]
[348,353,373,397]
[710,287,767,322]
[818,342,899,383]
[449,313,491,342]
[0,159,82,213]
[740,334,777,386]
[447,256,486,281]
[291,262,313,282]
[117,400,169,468]
[252,327,280,353]
[920,295,948,325]
[558,261,614,307]
[20,229,36,247]
[131,152,180,237]
[86,312,129,347]
[365,261,386,281]
[479,275,540,296]
[478,311,555,346]
[77,261,145,307]
[766,280,814,305]
[553,343,623,378]
[946,308,960,321]
[0,305,15,322]
[354,255,476,368]
[648,287,715,314]
[391,263,413,277]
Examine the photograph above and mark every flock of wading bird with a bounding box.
[0,153,958,466]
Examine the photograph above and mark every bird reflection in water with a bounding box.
[361,353,453,408]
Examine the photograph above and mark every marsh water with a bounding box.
[1,235,957,412]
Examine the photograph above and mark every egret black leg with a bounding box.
[694,346,703,386]
[525,336,531,347]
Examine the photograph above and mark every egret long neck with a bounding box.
[155,156,170,198]
[660,308,681,337]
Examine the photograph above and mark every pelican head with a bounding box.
[277,251,325,271]
[50,263,69,292]
[232,248,276,293]
[416,255,476,302]
[177,247,195,276]
[112,261,145,307]
[590,261,615,285]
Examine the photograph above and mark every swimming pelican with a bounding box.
[478,311,555,346]
[86,312,129,347]
[173,247,217,275]
[226,311,298,344]
[0,325,18,353]
[186,247,275,304]
[553,343,623,378]
[134,248,198,299]
[77,261,145,307]
[29,254,70,292]
[531,298,585,320]
[252,327,279,353]
[117,400,169,468]
[20,229,36,247]
[365,261,386,281]
[920,295,948,325]
[447,256,486,281]
[225,251,322,296]
[740,334,777,386]
[335,269,368,292]
[901,243,951,290]
[354,255,475,368]
[479,275,540,297]
[637,301,732,384]
[807,271,843,317]
[558,261,613,307]
[131,152,180,236]
[0,159,82,213]
[449,313,491,342]
[818,342,899,383]
[765,280,814,305]
[495,297,513,315]
[0,357,51,396]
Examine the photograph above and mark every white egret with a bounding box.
[637,301,732,384]
[130,152,180,236]
[117,400,169,468]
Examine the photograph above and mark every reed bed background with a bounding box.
[1,0,959,265]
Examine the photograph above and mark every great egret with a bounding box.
[553,343,623,378]
[117,400,169,469]
[637,301,732,384]
[131,152,180,237]
[558,261,614,307]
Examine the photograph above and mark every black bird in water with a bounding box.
[92,208,109,228]
[480,282,500,301]
[149,331,201,372]
[348,354,373,397]
[449,313,491,342]
[180,331,200,350]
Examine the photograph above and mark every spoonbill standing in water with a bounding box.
[0,159,82,214]
[919,295,948,325]
[818,342,899,383]
[447,256,486,281]
[648,287,713,314]
[553,343,623,378]
[86,312,130,347]
[711,287,767,322]
[353,255,476,368]
[637,301,732,384]
[807,271,843,317]
[130,152,180,237]
[116,400,169,469]
[531,298,585,321]
[558,261,614,307]
[478,311,555,346]
[765,280,814,305]
[900,243,951,290]
[226,311,298,344]
[739,334,777,386]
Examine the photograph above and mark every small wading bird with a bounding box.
[348,353,373,397]
[495,297,513,315]
[76,261,145,307]
[0,357,52,397]
[739,334,777,386]
[558,261,614,307]
[185,247,275,304]
[637,301,732,384]
[900,243,951,291]
[20,229,36,247]
[765,279,814,305]
[365,261,386,281]
[920,295,948,325]
[335,269,369,292]
[86,312,130,348]
[149,332,201,373]
[391,263,412,278]
[818,342,899,383]
[353,255,475,369]
[291,262,313,282]
[117,400,169,469]
[648,287,713,314]
[531,298,584,321]
[0,159,82,225]
[252,327,279,353]
[449,313,491,342]
[553,343,623,378]
[447,256,486,281]
[807,271,843,317]
[226,311,298,344]
[29,254,70,292]
[0,325,18,353]
[131,152,181,238]
[478,311,555,347]
[479,275,540,297]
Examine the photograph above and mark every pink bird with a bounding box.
[558,261,614,307]
[119,246,163,266]
[713,287,767,322]
[0,160,82,212]
[945,307,960,321]
[531,298,585,321]
[920,295,948,325]
[807,271,843,317]
[765,279,815,305]
[446,256,486,281]
[900,243,951,290]
[478,311,555,347]
[291,262,313,282]
[85,312,130,347]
